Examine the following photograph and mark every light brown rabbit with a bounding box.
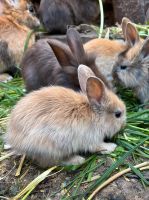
[84,17,143,86]
[0,0,40,82]
[113,36,149,104]
[6,65,126,168]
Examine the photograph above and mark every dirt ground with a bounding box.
[0,154,148,200]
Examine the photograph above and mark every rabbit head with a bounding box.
[113,18,149,103]
[1,0,40,29]
[78,64,126,139]
[113,37,149,103]
[19,9,40,29]
[113,21,143,87]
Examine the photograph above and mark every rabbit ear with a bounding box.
[86,77,105,105]
[139,37,149,59]
[47,40,75,66]
[78,64,95,93]
[67,28,86,65]
[125,22,140,47]
[121,17,131,40]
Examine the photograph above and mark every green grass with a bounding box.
[0,78,24,138]
[0,78,24,118]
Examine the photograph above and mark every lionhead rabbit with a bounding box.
[21,28,110,92]
[113,23,148,104]
[30,0,99,33]
[0,0,40,82]
[6,65,126,168]
[84,17,144,86]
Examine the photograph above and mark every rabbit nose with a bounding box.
[114,110,122,118]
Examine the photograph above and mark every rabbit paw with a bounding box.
[100,142,117,154]
[62,155,85,166]
[4,143,12,150]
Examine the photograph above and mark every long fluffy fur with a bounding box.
[6,83,126,167]
[113,38,149,103]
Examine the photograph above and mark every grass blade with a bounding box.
[13,166,57,200]
[88,162,149,199]
[98,0,104,38]
[87,136,149,199]
[129,163,149,186]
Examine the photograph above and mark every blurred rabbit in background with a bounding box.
[29,0,100,33]
[0,0,40,82]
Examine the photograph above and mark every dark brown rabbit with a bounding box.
[30,0,99,33]
[21,28,110,92]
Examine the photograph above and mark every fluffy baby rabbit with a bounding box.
[84,17,143,87]
[112,19,148,104]
[21,28,110,92]
[113,36,149,104]
[0,0,40,82]
[6,65,126,168]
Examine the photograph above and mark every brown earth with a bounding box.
[0,154,148,200]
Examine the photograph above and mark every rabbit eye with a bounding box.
[120,65,127,70]
[29,6,34,13]
[27,4,35,13]
[114,110,122,118]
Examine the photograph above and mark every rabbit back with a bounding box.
[7,86,91,166]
